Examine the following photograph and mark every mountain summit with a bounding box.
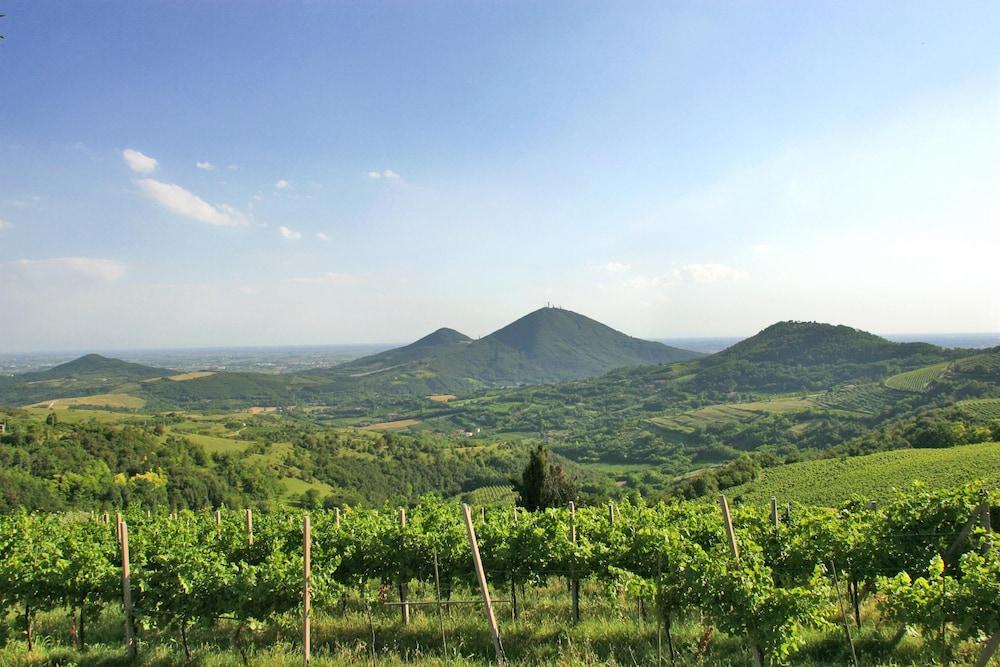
[420,307,700,386]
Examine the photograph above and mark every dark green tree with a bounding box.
[45,411,58,426]
[513,444,577,511]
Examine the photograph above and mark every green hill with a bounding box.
[0,354,174,406]
[727,441,1000,506]
[427,307,700,385]
[329,327,472,376]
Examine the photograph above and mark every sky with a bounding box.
[1,1,999,352]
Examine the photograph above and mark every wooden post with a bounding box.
[121,521,136,660]
[335,507,341,528]
[569,501,580,624]
[462,504,507,666]
[609,501,616,525]
[103,511,109,525]
[770,496,779,529]
[399,508,410,625]
[719,495,761,667]
[115,511,122,544]
[246,508,254,545]
[214,509,221,526]
[719,495,740,562]
[303,515,311,664]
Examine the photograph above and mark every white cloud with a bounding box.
[672,263,747,284]
[278,225,302,240]
[14,257,126,281]
[316,232,331,241]
[604,261,631,273]
[227,164,239,171]
[275,179,290,190]
[121,149,158,174]
[290,272,360,286]
[0,218,12,232]
[624,263,746,291]
[137,178,249,226]
[368,169,401,180]
[196,161,216,171]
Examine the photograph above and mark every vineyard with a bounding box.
[959,399,1000,421]
[884,362,952,393]
[814,383,901,415]
[728,442,1000,506]
[3,485,1000,665]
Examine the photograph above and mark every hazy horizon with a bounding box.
[2,2,999,352]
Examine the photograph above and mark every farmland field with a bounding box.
[27,392,146,409]
[647,396,814,433]
[729,441,1000,505]
[958,398,1000,420]
[167,370,218,382]
[883,361,951,392]
[172,431,254,454]
[360,418,422,431]
[813,383,900,414]
[428,393,458,402]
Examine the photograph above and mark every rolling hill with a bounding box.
[0,354,174,406]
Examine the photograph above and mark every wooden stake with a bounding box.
[115,511,122,544]
[303,515,311,664]
[609,501,616,525]
[335,507,341,528]
[719,495,761,667]
[399,508,409,625]
[214,509,221,526]
[121,521,136,660]
[770,496,779,529]
[719,495,740,562]
[462,504,507,666]
[246,508,254,545]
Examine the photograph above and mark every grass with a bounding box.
[173,431,253,454]
[280,476,335,499]
[648,396,814,433]
[883,361,951,392]
[26,393,146,410]
[0,580,972,666]
[729,441,1000,506]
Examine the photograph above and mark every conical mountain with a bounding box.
[428,307,700,385]
[333,327,473,376]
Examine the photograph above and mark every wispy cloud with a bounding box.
[367,169,400,180]
[316,232,331,241]
[121,149,158,174]
[14,257,126,281]
[625,263,746,291]
[278,225,302,240]
[195,161,216,171]
[137,178,249,226]
[275,179,290,190]
[604,261,631,273]
[0,218,12,232]
[290,272,360,286]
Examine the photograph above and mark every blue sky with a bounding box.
[1,1,999,352]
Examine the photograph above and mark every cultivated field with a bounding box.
[883,361,951,392]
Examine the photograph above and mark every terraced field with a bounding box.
[813,383,901,415]
[729,441,1000,506]
[957,398,1000,420]
[461,483,517,506]
[883,361,951,392]
[648,396,814,433]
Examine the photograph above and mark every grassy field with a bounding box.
[648,396,814,433]
[729,441,1000,506]
[22,407,142,424]
[171,431,254,454]
[883,361,951,392]
[428,394,458,402]
[27,393,146,410]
